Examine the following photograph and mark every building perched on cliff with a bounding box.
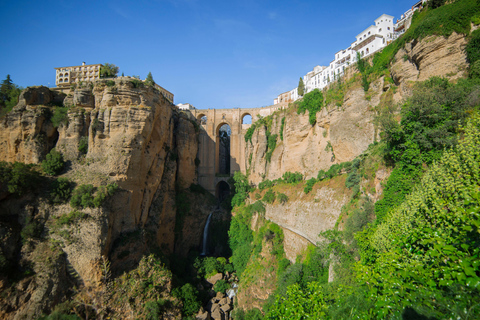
[273,1,427,105]
[55,62,102,87]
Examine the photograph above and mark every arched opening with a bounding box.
[242,113,252,124]
[197,114,207,125]
[217,123,231,175]
[216,181,230,202]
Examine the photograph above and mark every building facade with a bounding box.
[55,62,102,87]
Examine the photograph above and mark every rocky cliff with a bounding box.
[0,79,210,319]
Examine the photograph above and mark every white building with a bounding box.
[352,14,395,58]
[177,103,195,110]
[273,13,401,105]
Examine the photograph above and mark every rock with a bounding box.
[206,273,224,286]
[196,307,211,320]
[219,297,228,306]
[17,86,53,108]
[211,307,224,320]
[220,304,232,313]
[215,291,225,301]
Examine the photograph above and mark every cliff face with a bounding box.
[0,79,206,319]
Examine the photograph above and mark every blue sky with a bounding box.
[0,0,416,109]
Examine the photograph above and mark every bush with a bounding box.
[78,136,88,154]
[467,29,480,64]
[297,89,324,125]
[280,117,286,141]
[263,189,276,204]
[258,179,273,190]
[213,279,230,294]
[50,177,72,204]
[231,171,250,207]
[21,217,43,241]
[172,283,201,317]
[277,193,288,204]
[282,171,303,184]
[265,133,277,163]
[51,107,69,128]
[42,149,65,176]
[303,178,317,194]
[0,161,40,196]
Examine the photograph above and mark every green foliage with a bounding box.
[280,117,286,141]
[172,283,201,317]
[369,0,480,75]
[42,148,65,176]
[277,192,288,204]
[145,72,155,87]
[303,178,316,194]
[145,299,169,320]
[21,217,43,241]
[296,89,324,125]
[228,206,254,278]
[324,81,345,107]
[262,189,276,204]
[78,136,88,154]
[100,63,119,78]
[231,171,251,207]
[130,78,144,88]
[357,114,480,318]
[50,177,72,204]
[51,107,69,128]
[106,80,115,87]
[213,279,230,294]
[470,60,480,79]
[466,29,480,64]
[282,171,303,184]
[265,282,327,319]
[55,210,88,227]
[0,75,22,116]
[244,125,255,143]
[0,161,40,196]
[298,77,305,96]
[258,179,273,190]
[265,133,277,162]
[70,183,117,209]
[427,0,446,9]
[232,308,264,320]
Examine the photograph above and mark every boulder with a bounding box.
[206,273,223,286]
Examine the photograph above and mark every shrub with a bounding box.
[106,80,115,87]
[21,217,43,241]
[258,179,273,190]
[282,171,303,184]
[467,29,480,64]
[172,283,201,317]
[0,161,40,196]
[345,171,361,189]
[280,117,286,141]
[42,149,65,176]
[78,136,88,154]
[317,169,326,181]
[70,184,95,208]
[250,201,265,214]
[265,133,278,163]
[263,189,276,204]
[277,193,288,204]
[51,107,69,128]
[213,279,230,294]
[50,177,72,204]
[303,178,317,194]
[325,164,342,179]
[231,171,250,207]
[297,89,324,125]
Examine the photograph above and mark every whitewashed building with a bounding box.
[55,62,102,87]
[273,12,403,105]
[177,103,195,110]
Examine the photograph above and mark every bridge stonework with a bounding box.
[191,106,283,196]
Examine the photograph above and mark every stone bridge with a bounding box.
[190,105,283,197]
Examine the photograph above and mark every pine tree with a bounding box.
[0,75,14,105]
[100,63,119,78]
[145,72,155,87]
[298,77,305,96]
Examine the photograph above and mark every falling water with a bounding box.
[200,213,213,256]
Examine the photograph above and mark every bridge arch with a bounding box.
[215,180,231,202]
[241,113,252,124]
[216,122,231,175]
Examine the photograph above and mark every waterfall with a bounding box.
[200,213,213,256]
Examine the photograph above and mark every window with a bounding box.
[379,28,382,32]
[368,31,371,35]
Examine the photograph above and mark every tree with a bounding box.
[298,77,305,96]
[0,75,22,114]
[100,63,119,78]
[145,72,155,87]
[42,148,65,176]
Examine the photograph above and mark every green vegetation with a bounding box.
[369,0,480,76]
[100,63,119,78]
[50,177,73,204]
[51,107,69,128]
[279,117,285,141]
[70,183,118,209]
[55,210,88,227]
[466,29,480,65]
[172,283,201,317]
[78,136,88,154]
[303,178,316,194]
[297,77,305,96]
[262,189,276,204]
[282,171,303,184]
[265,133,277,163]
[145,72,155,87]
[277,192,288,204]
[42,148,65,176]
[0,74,22,116]
[231,171,251,207]
[0,161,40,196]
[296,89,324,125]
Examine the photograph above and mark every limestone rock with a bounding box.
[196,307,211,320]
[207,273,224,286]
